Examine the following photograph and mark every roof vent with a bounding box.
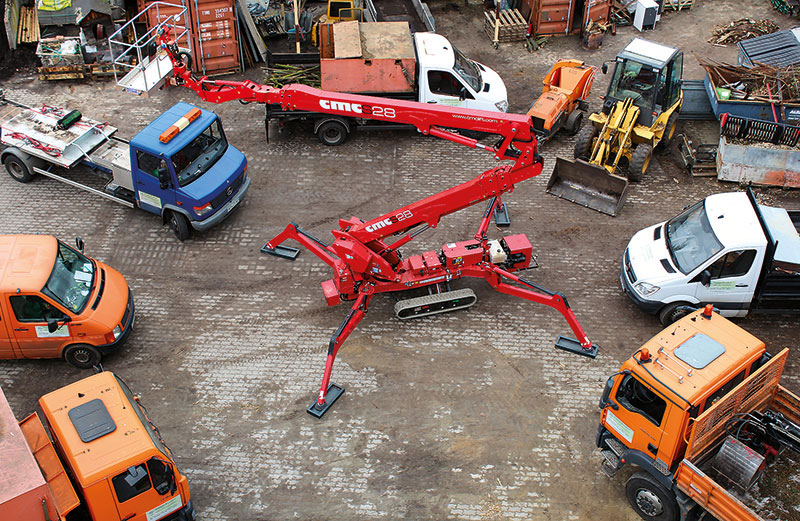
[68,399,116,442]
[674,334,726,369]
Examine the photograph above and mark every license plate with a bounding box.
[226,196,241,213]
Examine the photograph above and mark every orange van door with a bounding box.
[6,294,73,358]
[606,374,668,459]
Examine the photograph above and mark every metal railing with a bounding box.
[721,112,800,147]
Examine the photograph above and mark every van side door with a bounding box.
[692,248,761,314]
[132,149,175,215]
[422,69,475,109]
[6,294,73,358]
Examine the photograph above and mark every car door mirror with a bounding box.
[47,317,60,333]
[75,236,85,253]
[158,168,170,190]
[601,63,608,74]
[700,270,711,286]
[459,87,467,100]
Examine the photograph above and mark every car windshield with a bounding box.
[666,201,724,274]
[452,45,481,92]
[607,59,659,110]
[171,119,228,187]
[42,241,94,313]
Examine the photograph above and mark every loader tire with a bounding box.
[657,111,680,151]
[628,143,652,182]
[3,155,34,183]
[574,125,598,160]
[625,471,678,521]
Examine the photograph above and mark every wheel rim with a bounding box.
[72,348,93,365]
[324,128,342,142]
[635,488,664,517]
[7,161,24,179]
[171,214,178,229]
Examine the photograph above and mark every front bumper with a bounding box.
[98,290,135,354]
[191,176,251,232]
[619,255,662,315]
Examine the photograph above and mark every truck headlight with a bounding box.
[495,100,508,112]
[193,202,213,216]
[113,325,122,339]
[634,282,660,297]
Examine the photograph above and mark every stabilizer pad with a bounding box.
[261,244,300,260]
[494,203,511,227]
[306,383,344,418]
[554,336,599,359]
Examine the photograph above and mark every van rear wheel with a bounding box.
[625,471,678,521]
[64,344,101,369]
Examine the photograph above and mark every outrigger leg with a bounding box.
[307,288,374,418]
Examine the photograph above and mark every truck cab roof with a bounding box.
[130,102,217,157]
[414,32,458,71]
[38,372,164,486]
[0,234,58,293]
[617,38,679,71]
[623,310,765,407]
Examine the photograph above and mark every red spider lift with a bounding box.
[151,28,600,417]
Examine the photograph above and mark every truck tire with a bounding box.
[628,143,653,182]
[317,120,348,146]
[3,155,34,183]
[659,302,696,326]
[566,110,585,136]
[625,471,678,521]
[169,211,191,242]
[657,111,680,151]
[64,344,101,369]
[574,125,598,160]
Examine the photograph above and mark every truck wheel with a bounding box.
[625,471,678,521]
[574,125,598,160]
[317,121,348,146]
[659,303,695,326]
[657,111,680,151]
[566,110,585,136]
[64,344,101,369]
[169,211,191,242]
[628,143,653,182]
[3,155,34,183]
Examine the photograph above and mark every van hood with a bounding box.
[627,222,684,287]
[177,145,247,203]
[88,263,129,329]
[476,62,508,111]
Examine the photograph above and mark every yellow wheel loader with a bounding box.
[547,38,683,216]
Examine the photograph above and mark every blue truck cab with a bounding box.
[129,102,250,240]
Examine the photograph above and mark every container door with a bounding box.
[6,294,73,358]
[583,0,611,31]
[693,249,759,314]
[191,0,241,77]
[535,0,571,35]
[138,0,195,68]
[132,150,175,214]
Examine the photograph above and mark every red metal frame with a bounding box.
[156,33,598,416]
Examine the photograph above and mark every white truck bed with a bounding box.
[0,102,117,168]
[761,205,800,271]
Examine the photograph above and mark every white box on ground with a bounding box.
[634,0,658,31]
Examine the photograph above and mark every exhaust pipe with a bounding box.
[546,157,629,216]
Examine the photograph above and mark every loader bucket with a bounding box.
[546,158,629,216]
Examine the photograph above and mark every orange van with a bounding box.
[0,234,134,368]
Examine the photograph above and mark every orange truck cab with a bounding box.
[0,234,134,368]
[596,307,800,521]
[0,371,195,521]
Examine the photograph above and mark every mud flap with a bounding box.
[261,244,300,259]
[494,202,511,227]
[546,158,629,217]
[307,383,344,418]
[555,336,599,359]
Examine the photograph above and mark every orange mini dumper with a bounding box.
[526,59,597,141]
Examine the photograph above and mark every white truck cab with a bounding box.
[414,32,508,113]
[621,191,800,324]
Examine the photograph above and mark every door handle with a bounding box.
[14,328,29,331]
[735,284,749,288]
[647,443,658,455]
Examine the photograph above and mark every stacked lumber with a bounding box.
[264,64,320,88]
[664,0,693,10]
[17,5,40,44]
[484,9,526,43]
[38,62,131,81]
[700,59,800,103]
[708,18,779,46]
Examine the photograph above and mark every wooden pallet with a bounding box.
[38,63,120,81]
[17,5,41,44]
[664,0,693,10]
[484,8,527,44]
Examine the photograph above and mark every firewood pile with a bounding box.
[700,58,800,103]
[708,18,779,46]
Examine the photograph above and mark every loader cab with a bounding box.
[604,38,682,127]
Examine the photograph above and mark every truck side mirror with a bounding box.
[601,63,608,74]
[47,317,60,333]
[459,87,468,101]
[599,373,621,410]
[75,237,84,253]
[700,270,711,286]
[157,169,170,190]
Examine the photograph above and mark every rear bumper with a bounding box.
[191,176,251,232]
[98,290,135,354]
[620,256,662,315]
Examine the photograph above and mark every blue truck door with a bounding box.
[133,149,176,214]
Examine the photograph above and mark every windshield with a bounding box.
[607,59,659,110]
[42,241,94,314]
[171,118,228,187]
[452,45,481,92]
[666,201,724,274]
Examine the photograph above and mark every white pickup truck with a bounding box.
[621,188,800,324]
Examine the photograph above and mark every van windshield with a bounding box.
[666,201,724,274]
[42,241,94,314]
[171,119,228,187]
[452,45,481,92]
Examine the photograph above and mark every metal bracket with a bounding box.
[555,336,599,358]
[306,383,344,418]
[261,244,300,259]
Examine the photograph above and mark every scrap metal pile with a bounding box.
[708,18,780,45]
[700,59,800,104]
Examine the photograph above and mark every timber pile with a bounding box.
[38,63,124,81]
[701,59,800,103]
[483,9,527,43]
[611,0,635,26]
[17,5,40,44]
[264,64,320,88]
[708,19,779,46]
[664,0,693,10]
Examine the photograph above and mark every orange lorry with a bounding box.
[0,371,194,521]
[596,306,800,521]
[0,234,134,368]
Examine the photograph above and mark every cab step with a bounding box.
[394,288,477,320]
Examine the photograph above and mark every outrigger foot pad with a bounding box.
[494,203,511,227]
[306,383,345,418]
[261,244,300,260]
[554,336,599,359]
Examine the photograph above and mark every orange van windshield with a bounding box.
[42,241,95,314]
